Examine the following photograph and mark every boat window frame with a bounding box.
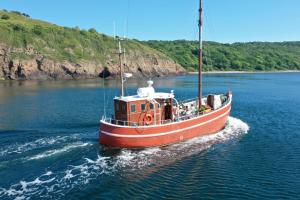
[141,103,146,111]
[150,103,154,110]
[131,104,136,113]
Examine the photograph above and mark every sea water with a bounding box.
[0,73,299,199]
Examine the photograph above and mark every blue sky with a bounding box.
[1,0,300,43]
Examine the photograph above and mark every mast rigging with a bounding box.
[118,39,125,97]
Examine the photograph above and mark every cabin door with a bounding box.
[164,104,172,120]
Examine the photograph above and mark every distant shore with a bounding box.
[1,70,299,81]
[188,70,300,75]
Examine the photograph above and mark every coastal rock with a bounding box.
[0,43,185,80]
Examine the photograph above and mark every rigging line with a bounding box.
[126,0,130,39]
[123,0,129,42]
[202,1,214,71]
[103,71,106,118]
[123,45,128,96]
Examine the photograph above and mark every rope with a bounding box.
[203,2,215,71]
[103,74,106,119]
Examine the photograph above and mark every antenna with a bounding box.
[123,21,126,39]
[115,21,130,97]
[113,21,116,39]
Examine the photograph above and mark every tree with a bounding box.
[88,28,97,34]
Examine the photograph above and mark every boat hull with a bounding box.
[99,97,232,148]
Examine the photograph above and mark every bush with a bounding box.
[10,11,30,18]
[73,26,80,31]
[80,30,87,36]
[1,14,10,20]
[13,24,25,31]
[22,13,30,18]
[32,25,44,35]
[186,66,197,72]
[11,11,22,16]
[88,28,97,34]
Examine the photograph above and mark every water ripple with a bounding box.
[0,117,249,200]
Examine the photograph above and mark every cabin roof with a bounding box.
[115,92,174,102]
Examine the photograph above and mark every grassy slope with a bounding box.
[1,10,300,72]
[145,40,300,71]
[0,10,168,65]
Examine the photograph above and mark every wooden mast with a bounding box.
[198,0,203,109]
[118,39,124,97]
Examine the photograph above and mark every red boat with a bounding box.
[99,0,232,148]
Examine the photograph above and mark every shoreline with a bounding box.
[188,70,300,75]
[0,70,299,82]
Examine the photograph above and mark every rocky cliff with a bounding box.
[0,43,184,80]
[0,10,185,80]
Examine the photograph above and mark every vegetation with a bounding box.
[1,9,300,72]
[0,10,166,64]
[1,14,9,20]
[145,40,300,71]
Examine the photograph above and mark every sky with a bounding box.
[1,0,300,43]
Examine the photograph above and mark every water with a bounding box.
[0,73,299,200]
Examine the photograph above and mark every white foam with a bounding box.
[111,116,249,170]
[0,134,79,157]
[28,142,91,160]
[64,116,250,176]
[143,147,161,154]
[43,171,53,176]
[0,171,55,199]
[15,196,25,200]
[64,170,75,180]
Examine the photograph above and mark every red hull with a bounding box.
[99,97,232,148]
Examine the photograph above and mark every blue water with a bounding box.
[0,73,300,200]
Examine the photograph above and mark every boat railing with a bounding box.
[178,98,198,104]
[102,117,153,127]
[101,111,201,127]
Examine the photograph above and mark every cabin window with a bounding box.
[141,104,146,111]
[131,104,136,113]
[115,103,119,111]
[150,103,154,110]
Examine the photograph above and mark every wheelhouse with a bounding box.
[113,81,175,126]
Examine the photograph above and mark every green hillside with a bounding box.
[0,10,166,63]
[1,9,300,74]
[145,40,300,71]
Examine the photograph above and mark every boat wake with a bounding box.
[0,134,80,157]
[105,116,250,172]
[27,142,92,160]
[0,117,249,200]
